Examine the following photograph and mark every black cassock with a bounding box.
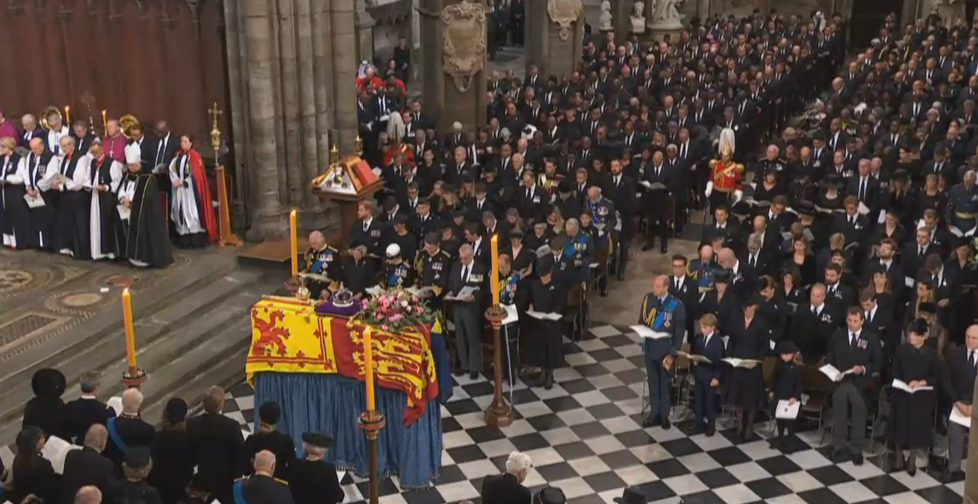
[528,277,566,370]
[889,342,939,449]
[88,156,120,259]
[114,172,174,268]
[22,152,56,250]
[51,153,92,259]
[0,153,28,248]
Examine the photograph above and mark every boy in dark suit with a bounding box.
[690,314,724,436]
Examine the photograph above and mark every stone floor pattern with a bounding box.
[224,324,968,504]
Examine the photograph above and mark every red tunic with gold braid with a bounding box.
[383,142,416,167]
[709,159,744,193]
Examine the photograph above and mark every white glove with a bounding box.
[733,189,743,203]
[705,182,714,198]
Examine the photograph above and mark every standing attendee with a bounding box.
[723,296,770,441]
[448,244,487,379]
[115,143,174,268]
[17,137,57,250]
[826,308,882,465]
[528,258,566,389]
[22,368,68,440]
[74,486,103,504]
[186,386,244,504]
[242,401,296,481]
[167,135,218,248]
[84,139,123,260]
[690,314,724,436]
[49,135,91,258]
[149,399,194,504]
[638,275,686,428]
[888,319,940,475]
[289,432,344,504]
[102,120,128,164]
[105,448,163,504]
[0,109,19,140]
[769,341,802,450]
[481,451,532,504]
[104,388,155,473]
[61,425,116,504]
[0,136,27,249]
[62,371,116,445]
[233,451,294,504]
[9,427,60,504]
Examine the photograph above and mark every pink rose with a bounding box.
[389,314,404,322]
[381,324,389,331]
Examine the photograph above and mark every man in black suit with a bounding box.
[61,424,116,504]
[844,159,880,216]
[690,314,725,436]
[242,401,296,481]
[826,308,882,465]
[823,264,856,313]
[351,200,383,258]
[669,255,698,338]
[515,170,547,223]
[901,227,936,280]
[187,386,245,504]
[831,196,870,250]
[448,244,487,379]
[790,284,842,363]
[607,159,635,280]
[862,238,904,302]
[943,325,978,481]
[860,290,897,358]
[739,233,774,283]
[150,121,179,172]
[62,371,116,445]
[481,451,532,504]
[104,388,155,473]
[641,151,674,253]
[444,146,475,188]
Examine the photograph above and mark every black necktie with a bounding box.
[462,265,469,282]
[850,332,858,347]
[859,178,866,200]
[156,138,165,166]
[970,351,976,369]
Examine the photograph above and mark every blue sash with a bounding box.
[106,417,129,454]
[233,481,250,504]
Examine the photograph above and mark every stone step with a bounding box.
[0,267,263,429]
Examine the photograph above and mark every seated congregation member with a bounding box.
[723,296,769,442]
[242,401,295,481]
[638,275,685,428]
[104,388,155,474]
[942,325,978,482]
[149,399,195,504]
[769,341,802,451]
[166,135,218,248]
[115,143,174,268]
[826,308,882,465]
[289,433,344,504]
[481,451,532,504]
[528,257,566,389]
[887,319,940,475]
[690,314,724,436]
[449,243,487,380]
[61,425,116,504]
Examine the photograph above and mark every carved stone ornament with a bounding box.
[441,1,487,93]
[547,0,582,41]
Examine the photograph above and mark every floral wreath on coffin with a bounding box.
[354,287,436,334]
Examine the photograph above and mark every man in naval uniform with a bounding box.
[638,275,686,429]
[233,451,294,504]
[946,170,978,235]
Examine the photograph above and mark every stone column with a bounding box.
[296,0,328,227]
[356,1,376,64]
[419,0,488,134]
[276,0,305,209]
[241,0,286,240]
[535,0,584,81]
[222,0,251,228]
[524,0,549,76]
[696,0,709,21]
[332,0,360,155]
[612,0,633,41]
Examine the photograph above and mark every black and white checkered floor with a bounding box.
[223,324,968,504]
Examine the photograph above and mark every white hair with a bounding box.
[505,451,532,473]
[121,388,143,414]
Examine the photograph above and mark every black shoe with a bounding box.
[661,418,671,430]
[543,371,554,390]
[601,288,609,297]
[852,453,864,466]
[469,371,479,380]
[642,415,660,428]
[452,369,464,377]
[831,450,848,463]
[769,437,783,450]
[906,453,916,475]
[641,243,654,251]
[940,469,965,483]
[617,274,626,281]
[688,424,705,435]
[705,426,716,437]
[660,246,668,254]
[742,429,755,442]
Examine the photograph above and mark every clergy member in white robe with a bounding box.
[45,136,91,258]
[16,138,58,250]
[167,135,217,248]
[0,137,27,248]
[84,139,123,260]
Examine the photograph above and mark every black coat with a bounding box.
[10,457,60,504]
[238,474,294,504]
[61,446,116,504]
[242,430,296,481]
[481,472,531,504]
[186,413,244,503]
[149,428,195,504]
[289,459,345,504]
[106,479,163,504]
[826,328,883,391]
[22,396,68,440]
[104,416,155,472]
[943,344,978,404]
[62,397,116,444]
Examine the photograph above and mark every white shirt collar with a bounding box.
[813,303,824,313]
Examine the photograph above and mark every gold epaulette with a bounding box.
[274,478,289,486]
[709,159,718,168]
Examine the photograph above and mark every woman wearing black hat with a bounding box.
[22,368,68,440]
[698,270,738,334]
[756,276,788,344]
[9,427,60,504]
[723,296,770,442]
[947,236,977,345]
[886,319,939,475]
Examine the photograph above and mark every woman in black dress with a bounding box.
[757,276,788,345]
[870,210,908,251]
[699,270,738,335]
[9,426,60,504]
[914,173,947,223]
[888,319,940,475]
[884,171,916,231]
[752,168,786,203]
[787,237,817,288]
[780,267,806,309]
[723,296,770,442]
